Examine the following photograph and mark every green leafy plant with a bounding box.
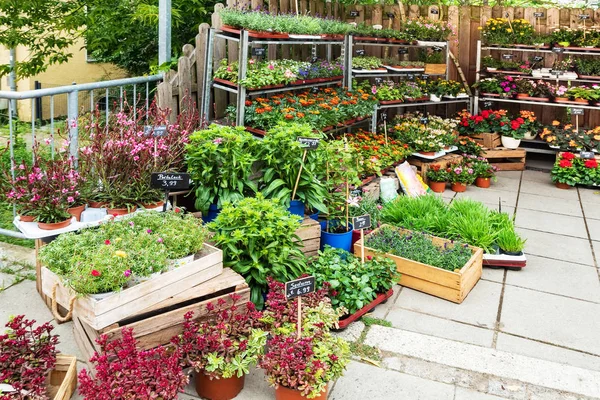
[446,199,498,253]
[352,56,383,70]
[426,164,448,182]
[403,18,455,42]
[446,162,477,185]
[496,229,526,253]
[551,152,582,186]
[348,195,384,229]
[380,194,449,236]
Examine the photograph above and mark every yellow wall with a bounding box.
[1,38,128,121]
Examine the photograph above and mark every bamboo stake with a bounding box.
[291,149,308,200]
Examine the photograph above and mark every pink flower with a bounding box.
[124,270,131,277]
[146,229,152,233]
[213,138,223,145]
[157,237,163,243]
[67,196,74,203]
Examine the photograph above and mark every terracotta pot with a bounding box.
[106,206,137,216]
[37,218,72,231]
[141,201,165,209]
[67,204,86,221]
[89,201,108,208]
[574,98,589,104]
[475,177,491,188]
[418,151,436,156]
[555,182,572,190]
[195,373,245,400]
[554,97,570,103]
[516,93,529,99]
[19,215,35,222]
[428,181,446,193]
[451,182,467,192]
[275,385,327,400]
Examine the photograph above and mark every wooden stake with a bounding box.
[361,228,365,263]
[384,120,388,145]
[291,149,308,201]
[297,297,302,339]
[576,115,579,131]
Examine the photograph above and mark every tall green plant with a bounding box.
[380,194,449,235]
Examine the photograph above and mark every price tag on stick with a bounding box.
[292,137,320,201]
[356,49,365,56]
[144,125,167,137]
[533,12,544,17]
[580,151,595,159]
[571,108,584,131]
[398,47,408,55]
[251,47,266,57]
[285,276,316,338]
[353,215,371,264]
[431,8,439,14]
[350,10,359,17]
[387,12,395,18]
[151,172,191,212]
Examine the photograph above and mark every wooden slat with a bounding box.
[177,45,193,114]
[49,354,77,400]
[212,4,227,119]
[196,23,210,114]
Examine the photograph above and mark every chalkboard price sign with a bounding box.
[350,10,359,17]
[387,12,395,18]
[502,54,514,60]
[430,8,439,14]
[421,74,429,80]
[532,56,544,62]
[579,14,590,19]
[483,101,493,108]
[353,215,372,230]
[251,47,266,57]
[552,46,565,53]
[571,108,585,115]
[398,47,408,54]
[297,137,320,149]
[421,117,429,125]
[311,87,319,94]
[151,172,191,190]
[285,276,316,300]
[311,56,318,63]
[432,46,443,52]
[356,49,365,56]
[407,74,414,80]
[580,151,595,159]
[533,12,544,17]
[375,77,383,85]
[144,125,168,137]
[381,112,387,121]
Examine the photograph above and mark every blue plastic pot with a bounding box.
[202,203,220,223]
[308,211,319,221]
[287,200,305,218]
[320,221,354,252]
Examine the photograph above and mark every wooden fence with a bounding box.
[158,4,600,126]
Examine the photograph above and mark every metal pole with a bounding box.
[67,86,79,164]
[8,48,17,117]
[158,0,172,66]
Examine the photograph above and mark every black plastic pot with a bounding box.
[500,248,524,256]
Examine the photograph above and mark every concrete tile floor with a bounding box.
[1,170,599,399]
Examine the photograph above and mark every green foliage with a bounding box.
[496,229,526,253]
[307,246,399,314]
[361,316,392,327]
[348,196,383,229]
[208,195,307,308]
[352,56,383,70]
[380,194,449,236]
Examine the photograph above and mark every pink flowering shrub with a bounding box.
[0,315,58,400]
[78,327,188,400]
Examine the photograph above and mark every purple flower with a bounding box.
[157,237,163,243]
[504,87,511,92]
[468,168,474,174]
[129,221,134,227]
[146,229,152,234]
[124,269,131,277]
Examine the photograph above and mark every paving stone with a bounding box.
[50,320,84,361]
[364,326,600,398]
[0,242,36,266]
[395,281,502,329]
[586,219,600,242]
[521,170,549,183]
[332,321,365,342]
[454,188,518,208]
[505,255,600,303]
[0,272,15,290]
[592,240,600,267]
[582,201,600,221]
[386,308,494,347]
[496,171,523,180]
[578,187,600,204]
[486,177,521,193]
[496,333,600,372]
[482,267,505,283]
[365,285,402,319]
[516,193,583,218]
[500,286,600,356]
[516,228,595,266]
[519,180,580,201]
[0,280,54,326]
[329,361,455,400]
[487,378,527,399]
[455,387,507,400]
[515,209,587,239]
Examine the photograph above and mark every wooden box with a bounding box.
[48,354,77,400]
[408,153,463,183]
[42,243,223,330]
[73,268,250,359]
[295,217,321,258]
[482,147,526,171]
[354,226,483,303]
[471,133,501,149]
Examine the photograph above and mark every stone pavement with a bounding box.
[0,170,599,399]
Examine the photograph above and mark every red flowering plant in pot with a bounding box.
[581,157,600,186]
[551,152,582,189]
[425,164,448,193]
[78,327,188,400]
[258,278,350,400]
[0,315,58,399]
[173,294,268,400]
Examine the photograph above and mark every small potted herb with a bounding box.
[426,164,448,193]
[496,229,526,256]
[446,162,476,192]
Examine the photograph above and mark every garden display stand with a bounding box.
[47,354,78,400]
[481,147,527,171]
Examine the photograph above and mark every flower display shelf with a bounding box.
[337,289,394,330]
[577,74,600,81]
[47,354,77,400]
[411,150,446,160]
[220,25,289,40]
[408,153,463,183]
[352,68,388,74]
[486,69,529,76]
[483,253,527,270]
[42,243,223,330]
[354,226,483,304]
[72,268,250,361]
[481,147,527,171]
[213,77,343,92]
[383,65,425,73]
[471,132,501,149]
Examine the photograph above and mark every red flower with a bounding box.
[481,110,490,119]
[559,159,573,168]
[510,121,520,130]
[475,116,484,123]
[91,270,101,277]
[104,239,111,245]
[585,159,598,168]
[562,152,576,160]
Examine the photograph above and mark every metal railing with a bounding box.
[0,74,164,239]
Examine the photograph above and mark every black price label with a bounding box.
[398,47,408,54]
[151,172,191,190]
[311,56,318,63]
[552,46,565,53]
[407,74,414,80]
[571,107,585,115]
[432,46,443,52]
[352,214,372,230]
[350,10,359,17]
[579,14,590,19]
[375,77,383,85]
[356,49,365,56]
[505,11,510,17]
[351,188,362,197]
[387,12,395,18]
[422,74,429,80]
[144,125,168,137]
[580,151,595,159]
[484,101,493,108]
[285,276,316,300]
[430,8,439,14]
[502,54,514,60]
[311,87,319,94]
[297,137,320,149]
[533,56,544,62]
[421,117,429,124]
[251,47,266,57]
[533,12,544,17]
[381,112,387,121]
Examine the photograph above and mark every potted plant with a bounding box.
[499,116,526,149]
[518,110,541,140]
[472,77,503,96]
[208,195,306,308]
[446,162,476,192]
[347,195,384,245]
[78,327,188,399]
[553,85,570,102]
[567,85,600,105]
[550,27,580,47]
[467,156,497,188]
[426,164,448,193]
[514,79,534,98]
[186,125,258,222]
[175,294,268,400]
[404,18,455,46]
[496,228,526,256]
[351,56,385,72]
[551,152,581,189]
[580,157,600,186]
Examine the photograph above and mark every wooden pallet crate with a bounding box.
[354,226,483,304]
[47,354,77,400]
[295,217,321,258]
[42,243,223,330]
[408,153,463,182]
[482,147,526,171]
[73,268,250,360]
[471,133,501,149]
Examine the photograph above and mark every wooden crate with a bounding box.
[47,354,77,400]
[295,217,321,258]
[354,226,483,304]
[408,153,463,182]
[43,243,223,330]
[482,147,526,171]
[73,268,250,358]
[471,133,501,149]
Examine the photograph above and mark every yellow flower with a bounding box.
[115,251,127,258]
[507,29,513,33]
[115,237,122,243]
[478,26,483,30]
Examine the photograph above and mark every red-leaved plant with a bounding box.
[78,327,188,400]
[174,293,267,379]
[0,315,58,400]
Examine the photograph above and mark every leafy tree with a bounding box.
[0,0,83,79]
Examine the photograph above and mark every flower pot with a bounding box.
[523,131,537,140]
[451,182,467,192]
[555,182,572,190]
[18,215,35,222]
[202,203,220,223]
[213,78,237,87]
[554,97,570,103]
[141,200,165,209]
[475,177,491,188]
[276,385,327,400]
[89,201,108,208]
[67,204,86,221]
[338,289,394,329]
[320,221,353,252]
[574,98,589,105]
[107,206,137,216]
[168,254,195,268]
[428,181,446,193]
[516,93,529,99]
[37,218,72,231]
[500,248,524,256]
[501,136,521,149]
[195,372,245,400]
[287,200,305,218]
[89,291,116,301]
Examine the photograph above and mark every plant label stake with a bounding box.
[292,138,320,200]
[285,276,316,339]
[387,12,395,18]
[571,108,584,131]
[398,47,408,55]
[382,112,388,145]
[150,172,191,212]
[350,10,359,17]
[534,12,544,33]
[251,47,266,58]
[352,214,371,263]
[580,150,595,159]
[356,49,365,56]
[431,8,439,15]
[502,54,514,60]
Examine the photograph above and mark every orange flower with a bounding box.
[284,114,294,120]
[552,120,560,126]
[297,112,305,118]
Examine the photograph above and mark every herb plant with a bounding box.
[496,229,526,253]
